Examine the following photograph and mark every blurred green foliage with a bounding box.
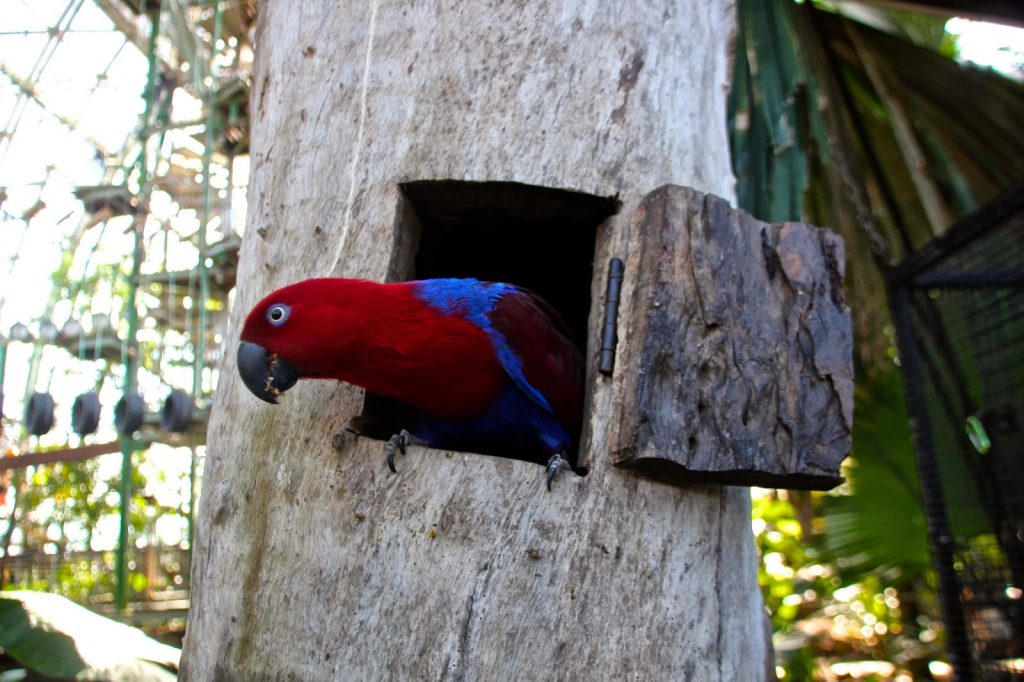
[727,1,1024,677]
[754,366,948,679]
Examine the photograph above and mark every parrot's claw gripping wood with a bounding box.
[545,453,573,491]
[385,429,417,473]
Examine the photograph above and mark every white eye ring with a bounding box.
[266,304,290,326]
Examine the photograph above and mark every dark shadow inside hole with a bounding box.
[354,180,619,472]
[403,180,618,345]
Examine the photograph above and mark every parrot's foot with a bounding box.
[545,453,574,491]
[384,429,419,473]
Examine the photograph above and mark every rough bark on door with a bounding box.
[612,186,853,489]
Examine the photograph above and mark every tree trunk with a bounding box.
[183,2,770,680]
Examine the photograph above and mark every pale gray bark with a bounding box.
[183,1,771,679]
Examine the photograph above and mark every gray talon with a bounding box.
[545,453,573,491]
[385,429,413,473]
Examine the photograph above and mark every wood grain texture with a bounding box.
[611,186,853,489]
[182,1,771,680]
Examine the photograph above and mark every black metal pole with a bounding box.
[890,285,974,681]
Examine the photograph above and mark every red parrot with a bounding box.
[236,278,583,487]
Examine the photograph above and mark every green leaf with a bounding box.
[0,597,85,678]
[0,591,179,681]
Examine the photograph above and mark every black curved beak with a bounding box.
[237,340,300,404]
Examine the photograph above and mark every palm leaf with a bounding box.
[820,369,932,583]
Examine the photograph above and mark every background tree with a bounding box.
[731,1,1024,678]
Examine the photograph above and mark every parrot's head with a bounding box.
[236,278,365,404]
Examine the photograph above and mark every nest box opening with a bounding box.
[354,180,619,471]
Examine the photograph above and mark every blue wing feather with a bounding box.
[414,278,583,459]
[414,278,556,413]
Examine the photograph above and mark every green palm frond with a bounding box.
[820,369,932,583]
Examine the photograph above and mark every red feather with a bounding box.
[489,286,583,438]
[240,279,507,421]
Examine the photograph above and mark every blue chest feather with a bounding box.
[413,279,553,412]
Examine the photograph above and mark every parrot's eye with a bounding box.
[266,304,290,326]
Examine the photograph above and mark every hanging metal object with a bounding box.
[24,392,55,436]
[598,257,624,376]
[114,393,146,435]
[90,313,112,334]
[8,323,33,343]
[161,389,194,433]
[71,392,102,436]
[60,318,84,344]
[38,320,59,344]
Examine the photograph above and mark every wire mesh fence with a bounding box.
[891,185,1024,681]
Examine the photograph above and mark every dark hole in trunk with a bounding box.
[352,180,618,471]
